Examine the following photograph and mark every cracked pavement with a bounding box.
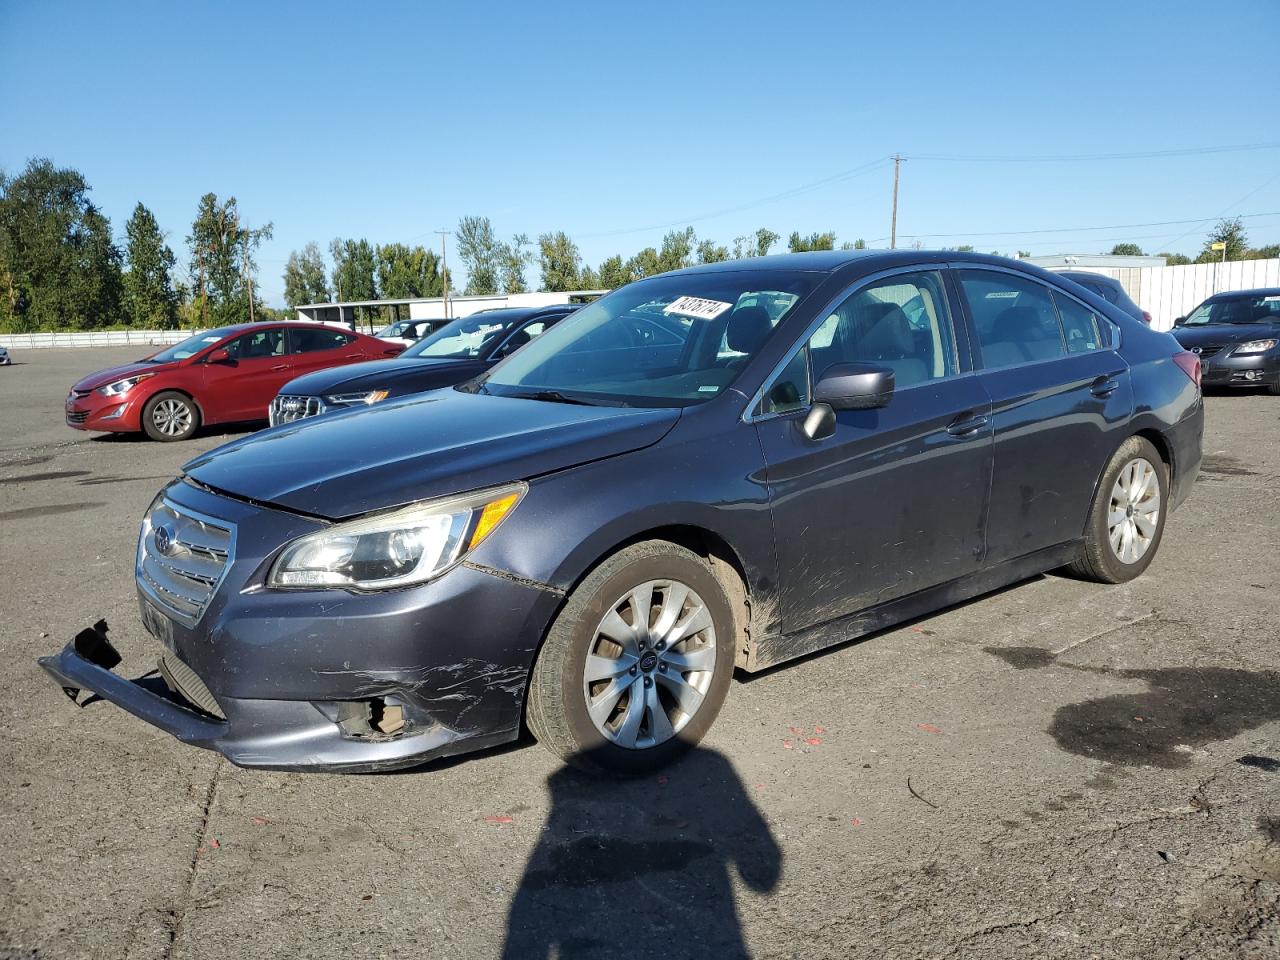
[1,346,1277,959]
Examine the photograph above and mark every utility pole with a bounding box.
[436,230,452,320]
[890,154,903,250]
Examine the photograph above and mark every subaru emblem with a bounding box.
[154,524,175,556]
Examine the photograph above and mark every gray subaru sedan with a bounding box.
[39,251,1203,773]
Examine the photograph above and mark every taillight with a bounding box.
[1173,350,1201,388]
[1142,311,1152,325]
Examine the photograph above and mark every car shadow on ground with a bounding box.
[88,421,262,443]
[497,744,781,960]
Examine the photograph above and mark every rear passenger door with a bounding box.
[288,326,364,376]
[753,268,993,634]
[954,267,1133,565]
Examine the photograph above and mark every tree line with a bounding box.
[0,157,275,333]
[4,156,1278,334]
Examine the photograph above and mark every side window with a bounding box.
[496,320,550,357]
[958,271,1065,367]
[292,327,355,353]
[224,328,285,360]
[1052,292,1104,354]
[809,271,958,389]
[759,348,809,415]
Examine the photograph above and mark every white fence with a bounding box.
[1058,258,1280,331]
[0,329,193,351]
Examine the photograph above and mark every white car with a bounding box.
[373,319,444,346]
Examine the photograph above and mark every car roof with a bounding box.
[1204,287,1280,301]
[1058,271,1122,286]
[664,249,1048,278]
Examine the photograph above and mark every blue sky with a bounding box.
[2,0,1278,305]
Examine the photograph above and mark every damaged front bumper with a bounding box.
[35,479,564,773]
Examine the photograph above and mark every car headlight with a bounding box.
[324,389,390,407]
[267,482,525,590]
[1232,339,1278,356]
[97,373,154,397]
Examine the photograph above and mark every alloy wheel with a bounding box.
[152,398,192,437]
[582,579,717,750]
[1108,457,1161,564]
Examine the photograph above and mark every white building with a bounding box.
[295,291,604,328]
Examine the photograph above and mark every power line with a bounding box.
[907,142,1280,163]
[576,157,892,239]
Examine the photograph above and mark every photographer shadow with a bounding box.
[502,745,781,960]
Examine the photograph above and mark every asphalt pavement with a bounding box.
[1,346,1276,959]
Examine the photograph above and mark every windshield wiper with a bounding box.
[506,389,597,406]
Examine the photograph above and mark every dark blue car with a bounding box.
[40,251,1204,774]
[1171,287,1280,394]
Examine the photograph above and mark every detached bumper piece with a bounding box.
[36,620,513,773]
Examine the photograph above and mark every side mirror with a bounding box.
[1173,316,1186,327]
[206,347,232,364]
[813,362,895,410]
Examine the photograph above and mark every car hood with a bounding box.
[281,357,483,398]
[1172,321,1280,347]
[183,389,681,519]
[72,360,173,392]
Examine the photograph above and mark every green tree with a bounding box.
[456,215,502,295]
[579,265,601,289]
[788,231,836,253]
[732,228,779,259]
[696,238,729,264]
[122,203,178,328]
[187,193,271,327]
[0,158,123,332]
[329,237,378,325]
[375,243,445,299]
[538,231,583,292]
[1157,252,1192,266]
[625,247,662,281]
[1196,218,1248,263]
[499,233,533,294]
[853,238,867,250]
[283,241,330,307]
[597,255,628,289]
[1249,243,1280,259]
[656,227,696,273]
[1110,243,1145,256]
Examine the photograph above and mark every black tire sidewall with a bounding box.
[553,548,736,774]
[1091,438,1168,581]
[142,391,199,442]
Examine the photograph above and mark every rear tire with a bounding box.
[1068,436,1167,583]
[526,541,737,774]
[142,391,200,442]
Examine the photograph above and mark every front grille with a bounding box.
[136,498,235,626]
[71,388,92,399]
[159,651,225,718]
[270,394,324,426]
[1195,345,1224,360]
[66,409,89,424]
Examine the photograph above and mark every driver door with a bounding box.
[751,268,993,634]
[200,327,291,423]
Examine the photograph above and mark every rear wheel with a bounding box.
[526,541,737,774]
[142,391,200,442]
[1069,436,1167,583]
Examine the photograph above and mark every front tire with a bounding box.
[142,391,200,442]
[1068,436,1168,583]
[526,541,737,774]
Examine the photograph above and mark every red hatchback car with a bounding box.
[65,322,402,441]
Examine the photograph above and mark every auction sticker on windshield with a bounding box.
[664,296,733,321]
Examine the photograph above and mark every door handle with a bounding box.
[345,353,363,359]
[946,413,990,438]
[271,364,288,372]
[1090,375,1121,398]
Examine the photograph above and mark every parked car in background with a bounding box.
[1056,271,1151,325]
[373,318,446,346]
[65,322,402,441]
[1171,287,1280,394]
[0,345,11,365]
[270,304,578,425]
[40,251,1203,775]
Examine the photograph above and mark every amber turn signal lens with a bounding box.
[469,493,520,550]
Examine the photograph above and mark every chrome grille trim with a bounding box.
[269,394,325,426]
[137,498,235,626]
[66,410,90,424]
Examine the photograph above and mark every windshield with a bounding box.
[404,310,528,359]
[375,321,408,337]
[1184,294,1280,325]
[480,271,820,407]
[148,327,237,362]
